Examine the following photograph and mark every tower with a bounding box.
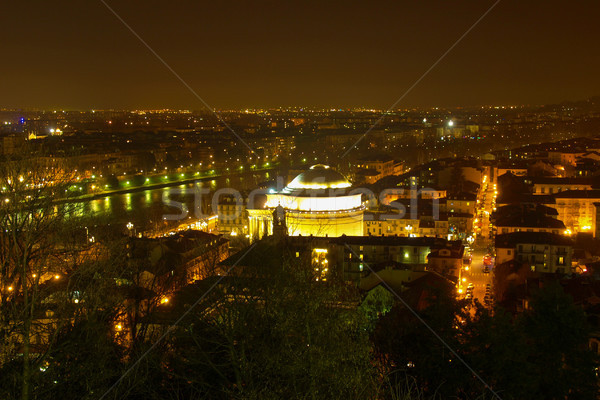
[272,205,288,238]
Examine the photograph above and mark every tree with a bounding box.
[136,241,379,399]
[517,282,598,399]
[460,303,535,399]
[0,153,129,400]
[0,154,82,400]
[373,278,476,397]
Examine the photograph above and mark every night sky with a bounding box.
[2,1,600,110]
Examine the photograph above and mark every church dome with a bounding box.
[285,164,352,190]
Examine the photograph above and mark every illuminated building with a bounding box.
[526,177,594,195]
[217,195,249,236]
[220,234,463,284]
[247,164,364,240]
[495,232,573,274]
[354,154,397,184]
[549,190,600,237]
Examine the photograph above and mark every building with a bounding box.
[221,233,462,284]
[247,164,365,240]
[129,230,230,286]
[331,235,462,282]
[548,150,586,167]
[525,177,595,195]
[355,154,395,178]
[495,215,565,235]
[493,203,565,235]
[427,246,464,280]
[549,190,600,236]
[446,192,477,215]
[217,195,249,236]
[495,232,573,274]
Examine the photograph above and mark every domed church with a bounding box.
[247,165,365,240]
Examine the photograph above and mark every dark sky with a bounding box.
[2,1,599,110]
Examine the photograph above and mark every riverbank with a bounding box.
[64,166,280,204]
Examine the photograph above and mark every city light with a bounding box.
[1,13,597,396]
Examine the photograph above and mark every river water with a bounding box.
[75,170,277,231]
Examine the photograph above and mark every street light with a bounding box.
[126,222,134,237]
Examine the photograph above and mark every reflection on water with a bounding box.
[125,193,132,211]
[80,171,273,229]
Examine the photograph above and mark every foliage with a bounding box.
[374,281,599,399]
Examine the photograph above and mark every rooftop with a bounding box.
[284,164,352,190]
[495,232,573,248]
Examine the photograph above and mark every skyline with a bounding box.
[2,1,600,110]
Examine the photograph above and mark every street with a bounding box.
[463,247,493,303]
[460,173,496,305]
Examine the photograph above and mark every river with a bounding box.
[74,170,279,232]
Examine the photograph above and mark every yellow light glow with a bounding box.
[265,193,361,211]
[7,286,13,291]
[54,275,60,280]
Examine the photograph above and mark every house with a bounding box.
[495,232,573,274]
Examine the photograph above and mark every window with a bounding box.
[558,256,564,265]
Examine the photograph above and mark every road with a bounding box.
[474,175,496,242]
[462,173,496,304]
[463,248,493,303]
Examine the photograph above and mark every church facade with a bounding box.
[247,164,365,240]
